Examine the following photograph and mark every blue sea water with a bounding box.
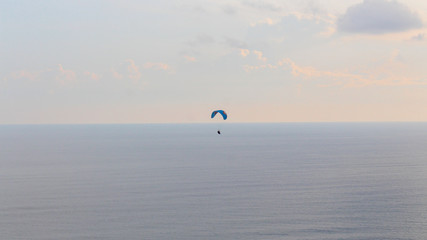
[1,123,427,240]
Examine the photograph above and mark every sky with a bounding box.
[1,0,427,124]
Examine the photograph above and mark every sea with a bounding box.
[1,123,427,240]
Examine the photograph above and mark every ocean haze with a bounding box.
[1,123,427,239]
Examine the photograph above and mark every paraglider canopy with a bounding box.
[211,110,227,120]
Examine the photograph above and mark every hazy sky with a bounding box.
[1,0,427,124]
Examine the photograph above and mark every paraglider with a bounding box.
[211,110,227,134]
[211,110,227,120]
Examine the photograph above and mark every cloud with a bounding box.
[253,50,267,62]
[238,49,266,61]
[111,69,123,80]
[246,13,336,48]
[125,59,142,81]
[111,59,171,86]
[183,55,197,62]
[239,48,250,57]
[112,59,142,84]
[187,34,215,46]
[244,55,426,87]
[337,0,423,34]
[6,70,38,81]
[224,37,248,49]
[5,65,76,84]
[221,5,237,15]
[241,1,282,12]
[250,17,278,27]
[389,49,404,62]
[243,64,277,72]
[411,33,425,41]
[143,62,170,71]
[318,26,336,37]
[2,64,83,93]
[84,71,100,80]
[278,58,349,78]
[56,64,76,82]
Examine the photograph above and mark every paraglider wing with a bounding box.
[211,110,227,120]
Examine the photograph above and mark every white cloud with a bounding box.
[253,50,267,62]
[143,62,170,71]
[4,64,77,85]
[125,59,141,81]
[250,17,279,27]
[244,55,426,87]
[243,64,277,72]
[184,55,197,62]
[241,1,282,12]
[56,64,76,82]
[337,0,423,34]
[239,48,250,57]
[5,70,38,81]
[246,13,335,48]
[110,59,171,89]
[111,59,144,87]
[84,71,100,81]
[111,69,123,80]
[238,49,267,61]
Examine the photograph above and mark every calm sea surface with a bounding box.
[1,123,427,240]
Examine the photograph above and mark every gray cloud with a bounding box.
[223,37,248,49]
[337,0,423,34]
[187,34,215,46]
[221,5,238,15]
[303,0,327,17]
[411,33,425,41]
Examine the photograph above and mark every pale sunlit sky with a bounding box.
[1,0,427,124]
